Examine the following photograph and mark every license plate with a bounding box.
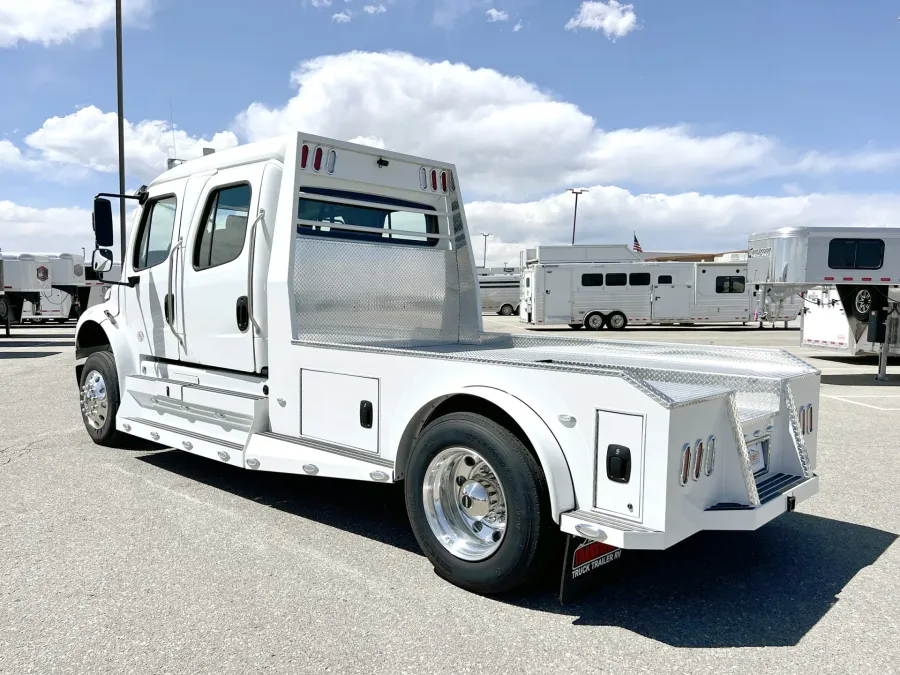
[748,440,768,474]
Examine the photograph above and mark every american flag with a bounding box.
[633,233,643,253]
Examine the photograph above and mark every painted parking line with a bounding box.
[822,394,900,411]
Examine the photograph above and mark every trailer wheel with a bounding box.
[0,297,14,322]
[405,412,553,595]
[78,351,124,447]
[850,286,882,322]
[606,311,628,331]
[584,312,604,331]
[499,304,515,317]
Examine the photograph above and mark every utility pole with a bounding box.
[568,188,588,245]
[115,0,127,263]
[479,233,492,268]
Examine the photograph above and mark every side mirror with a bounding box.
[92,248,114,273]
[93,198,115,248]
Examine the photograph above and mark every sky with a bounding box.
[2,0,900,266]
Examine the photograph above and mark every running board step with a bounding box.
[559,510,665,550]
[119,417,245,469]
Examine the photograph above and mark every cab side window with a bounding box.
[133,196,178,271]
[194,184,252,270]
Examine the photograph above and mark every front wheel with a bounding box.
[79,351,124,447]
[405,412,554,595]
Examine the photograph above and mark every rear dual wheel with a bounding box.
[405,412,554,595]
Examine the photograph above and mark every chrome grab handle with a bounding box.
[166,238,185,349]
[247,209,265,336]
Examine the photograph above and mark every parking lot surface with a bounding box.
[2,320,899,674]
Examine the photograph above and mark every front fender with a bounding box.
[75,304,137,392]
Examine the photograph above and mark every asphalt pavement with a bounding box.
[1,320,898,674]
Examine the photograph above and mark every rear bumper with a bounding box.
[559,474,819,550]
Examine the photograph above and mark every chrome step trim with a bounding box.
[566,509,659,533]
[259,432,394,469]
[188,384,266,400]
[122,417,244,451]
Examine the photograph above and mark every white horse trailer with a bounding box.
[479,274,521,316]
[749,227,900,351]
[521,259,801,330]
[0,252,53,324]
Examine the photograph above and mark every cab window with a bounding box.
[194,184,252,270]
[133,196,177,271]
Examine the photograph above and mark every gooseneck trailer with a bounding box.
[75,134,820,595]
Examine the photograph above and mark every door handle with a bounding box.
[359,400,373,429]
[164,293,175,324]
[236,296,250,332]
[546,290,551,294]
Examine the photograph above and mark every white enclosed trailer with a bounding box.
[749,226,900,352]
[478,273,521,315]
[75,134,820,595]
[521,259,801,330]
[0,252,53,323]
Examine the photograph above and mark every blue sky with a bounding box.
[2,0,900,262]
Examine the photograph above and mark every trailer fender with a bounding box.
[396,386,576,523]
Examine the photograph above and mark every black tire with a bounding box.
[568,323,583,330]
[499,304,514,317]
[405,412,554,595]
[584,312,604,331]
[78,351,124,447]
[0,297,16,323]
[850,286,881,322]
[606,311,628,331]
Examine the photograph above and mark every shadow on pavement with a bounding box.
[137,449,895,648]
[529,325,799,334]
[0,340,75,348]
[821,373,900,387]
[0,350,62,359]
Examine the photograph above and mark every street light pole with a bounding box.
[115,0,127,264]
[567,188,588,245]
[479,233,492,268]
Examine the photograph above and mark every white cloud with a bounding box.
[565,1,638,40]
[513,20,523,32]
[468,187,900,265]
[235,51,900,201]
[348,135,387,148]
[0,140,39,171]
[363,4,386,14]
[332,10,352,22]
[23,105,239,182]
[486,8,508,22]
[311,0,332,7]
[0,0,154,48]
[0,201,93,254]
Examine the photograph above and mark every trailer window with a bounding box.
[297,187,439,247]
[828,238,885,270]
[629,273,651,286]
[133,196,177,271]
[194,184,252,270]
[716,276,745,293]
[658,275,673,284]
[581,273,603,287]
[606,273,627,287]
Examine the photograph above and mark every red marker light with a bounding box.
[313,147,324,171]
[301,144,309,169]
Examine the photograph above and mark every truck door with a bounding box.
[179,165,262,372]
[543,268,572,323]
[651,274,691,320]
[123,181,187,360]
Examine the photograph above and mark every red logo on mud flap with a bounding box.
[36,266,49,282]
[572,539,621,576]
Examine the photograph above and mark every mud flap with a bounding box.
[558,535,624,605]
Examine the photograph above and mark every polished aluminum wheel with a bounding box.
[608,313,626,329]
[586,314,603,330]
[422,447,508,561]
[80,370,108,430]
[855,289,872,315]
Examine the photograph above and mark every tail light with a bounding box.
[325,149,337,174]
[431,169,438,191]
[692,440,704,481]
[680,443,692,486]
[419,167,428,190]
[705,435,716,476]
[313,147,324,171]
[301,144,309,169]
[440,171,448,193]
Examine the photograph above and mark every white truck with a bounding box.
[75,133,820,595]
[478,273,521,316]
[749,226,900,355]
[0,252,53,324]
[520,258,802,330]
